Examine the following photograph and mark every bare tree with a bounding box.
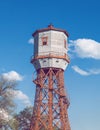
[0,75,17,129]
[15,106,32,130]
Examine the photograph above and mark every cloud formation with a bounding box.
[72,65,100,76]
[1,71,23,81]
[8,90,32,106]
[72,65,89,76]
[14,90,32,106]
[28,38,34,44]
[69,39,100,59]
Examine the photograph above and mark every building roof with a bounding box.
[32,24,69,37]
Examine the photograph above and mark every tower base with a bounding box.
[30,68,71,130]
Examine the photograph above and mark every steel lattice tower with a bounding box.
[30,25,71,130]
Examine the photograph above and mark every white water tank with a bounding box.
[31,25,70,70]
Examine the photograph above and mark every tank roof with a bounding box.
[32,24,69,37]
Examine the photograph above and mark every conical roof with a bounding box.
[33,24,69,37]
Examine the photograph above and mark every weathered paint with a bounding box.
[32,30,69,70]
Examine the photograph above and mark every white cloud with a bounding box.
[69,39,100,59]
[14,90,32,106]
[72,65,89,76]
[72,65,100,76]
[28,38,34,44]
[8,90,32,106]
[88,69,100,75]
[1,71,23,81]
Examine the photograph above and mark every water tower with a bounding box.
[30,25,71,130]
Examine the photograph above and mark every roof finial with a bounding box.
[48,23,54,28]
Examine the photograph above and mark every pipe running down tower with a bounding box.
[30,25,71,130]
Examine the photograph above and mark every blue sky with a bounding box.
[0,0,100,130]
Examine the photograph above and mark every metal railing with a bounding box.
[31,51,70,63]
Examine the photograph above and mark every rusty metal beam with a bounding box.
[30,68,71,130]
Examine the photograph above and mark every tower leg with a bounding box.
[30,68,71,130]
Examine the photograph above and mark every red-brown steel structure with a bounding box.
[30,25,71,130]
[30,68,71,130]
